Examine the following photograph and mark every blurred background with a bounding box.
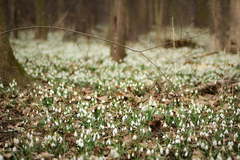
[3,0,239,53]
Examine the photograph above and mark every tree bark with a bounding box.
[227,0,240,53]
[208,0,230,51]
[35,0,48,39]
[110,0,127,62]
[0,0,31,87]
[127,0,149,41]
[9,0,18,38]
[154,0,164,43]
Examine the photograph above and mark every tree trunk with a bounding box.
[127,0,149,41]
[107,0,115,41]
[194,0,210,28]
[0,0,31,87]
[56,0,65,27]
[110,0,127,62]
[35,0,48,39]
[208,0,230,51]
[154,0,164,43]
[9,0,18,38]
[227,0,240,53]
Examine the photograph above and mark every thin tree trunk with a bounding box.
[154,0,164,43]
[9,0,18,38]
[35,0,48,39]
[110,0,127,62]
[128,0,149,41]
[0,0,31,86]
[227,0,240,53]
[208,0,230,51]
[107,0,115,41]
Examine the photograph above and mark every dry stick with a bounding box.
[171,17,176,49]
[170,51,219,64]
[191,51,218,59]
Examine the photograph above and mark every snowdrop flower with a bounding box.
[217,153,223,160]
[113,128,118,136]
[13,147,17,152]
[213,140,217,146]
[146,149,151,155]
[132,135,137,140]
[227,157,232,160]
[159,147,164,155]
[74,131,78,137]
[13,138,19,145]
[165,148,169,155]
[76,138,84,147]
[163,122,167,128]
[106,139,111,145]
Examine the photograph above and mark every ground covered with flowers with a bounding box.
[0,31,240,159]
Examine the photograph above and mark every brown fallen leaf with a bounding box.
[123,134,132,145]
[192,149,204,160]
[93,147,100,155]
[4,153,13,159]
[97,95,109,102]
[34,152,54,160]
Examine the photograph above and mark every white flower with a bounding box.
[227,157,232,160]
[217,153,223,160]
[132,135,137,140]
[76,138,84,147]
[218,141,221,145]
[146,149,151,155]
[165,148,169,155]
[13,147,17,152]
[0,155,3,160]
[13,138,19,145]
[163,123,167,128]
[160,147,164,155]
[213,140,217,146]
[236,155,240,160]
[106,139,111,145]
[74,131,78,137]
[113,128,118,136]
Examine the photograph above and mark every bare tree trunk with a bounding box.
[127,0,149,41]
[0,0,31,86]
[227,0,240,53]
[194,0,209,28]
[9,0,18,38]
[154,0,164,43]
[110,0,127,62]
[35,0,48,39]
[208,0,230,51]
[56,0,65,27]
[107,0,115,41]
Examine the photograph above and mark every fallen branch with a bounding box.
[191,51,219,59]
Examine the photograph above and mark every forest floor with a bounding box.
[0,30,240,159]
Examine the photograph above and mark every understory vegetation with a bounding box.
[0,31,240,160]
